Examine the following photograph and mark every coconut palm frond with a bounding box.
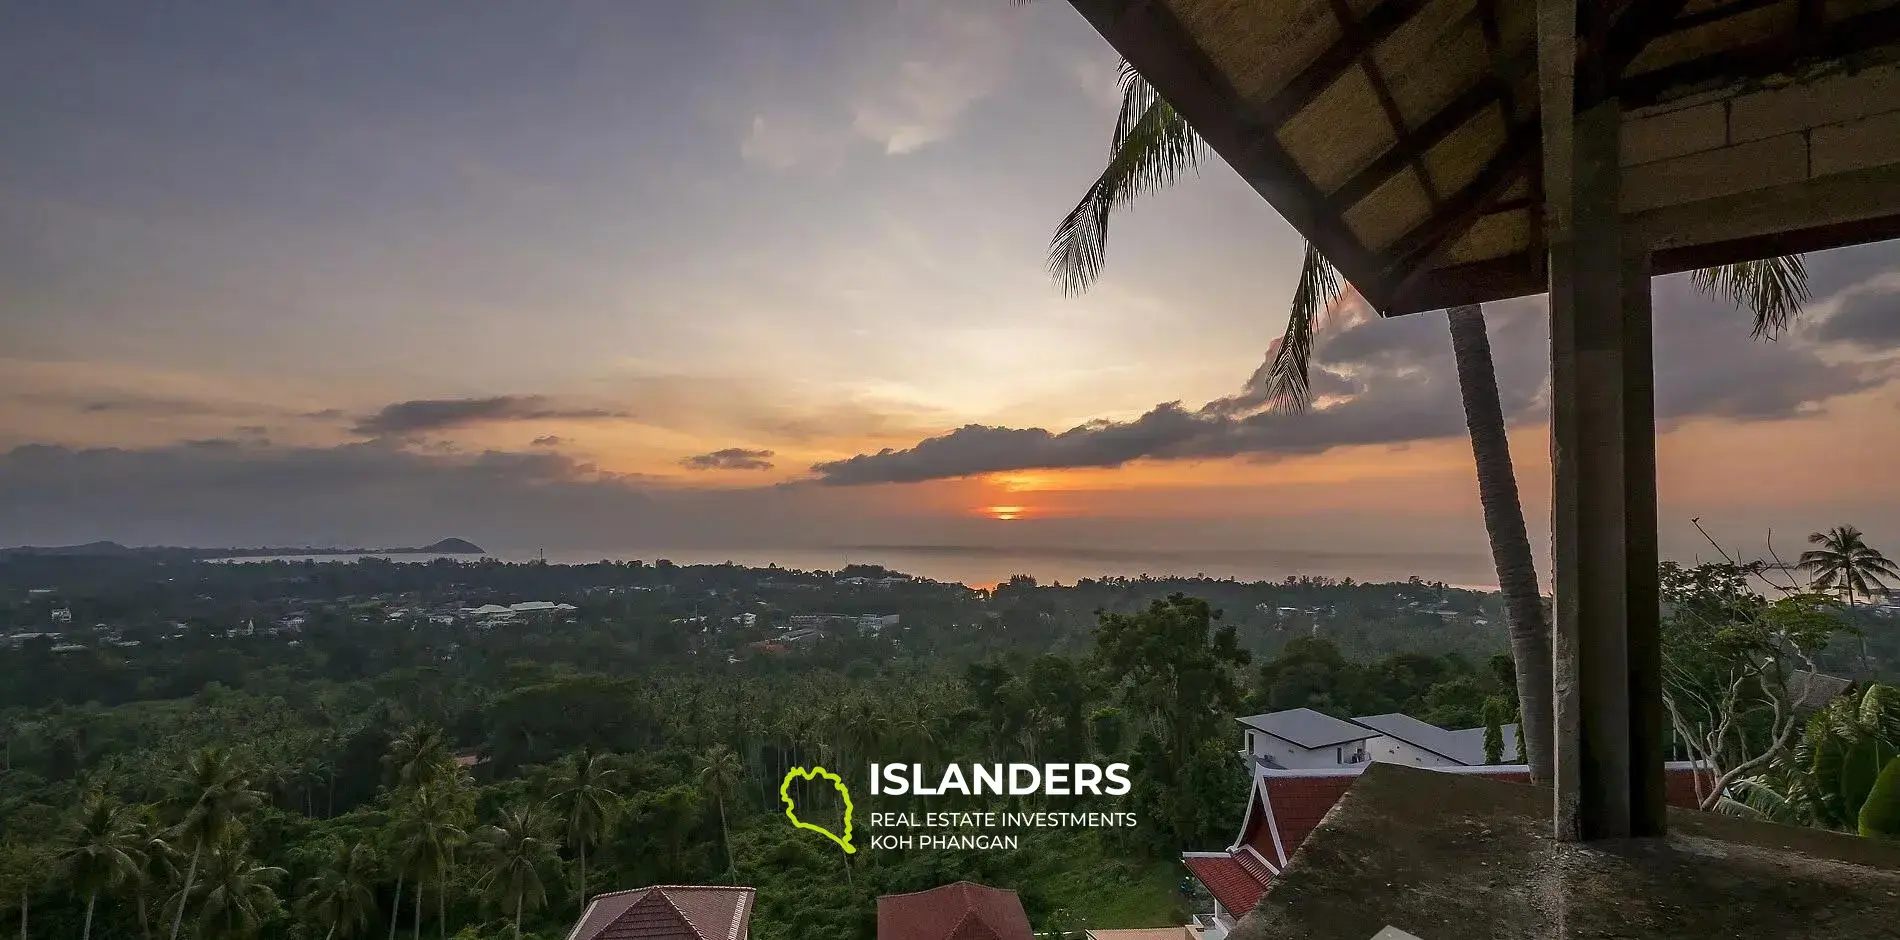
[1047,74,1205,296]
[1262,243,1345,414]
[1692,256,1811,340]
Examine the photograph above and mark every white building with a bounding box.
[1237,709,1373,769]
[1352,712,1518,767]
[50,607,74,624]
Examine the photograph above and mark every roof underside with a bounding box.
[1067,0,1900,315]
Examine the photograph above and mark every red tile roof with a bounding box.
[567,886,755,940]
[1181,854,1266,916]
[876,882,1033,940]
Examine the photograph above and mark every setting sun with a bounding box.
[986,505,1026,521]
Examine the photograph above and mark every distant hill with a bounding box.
[0,540,137,557]
[0,538,486,558]
[417,538,484,554]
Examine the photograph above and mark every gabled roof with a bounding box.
[1788,671,1854,712]
[1351,712,1468,761]
[1444,723,1519,765]
[567,885,755,940]
[1239,708,1373,750]
[876,882,1033,940]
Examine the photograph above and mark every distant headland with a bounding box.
[0,538,486,559]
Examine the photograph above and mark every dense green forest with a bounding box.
[0,553,1894,938]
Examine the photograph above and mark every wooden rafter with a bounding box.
[1382,129,1537,304]
[1327,66,1529,211]
[1656,0,1784,37]
[1619,4,1900,106]
[1325,0,1445,209]
[1256,0,1431,125]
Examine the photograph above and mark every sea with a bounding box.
[203,545,1503,591]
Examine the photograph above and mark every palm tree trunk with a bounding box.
[388,875,403,940]
[513,891,523,940]
[168,845,201,940]
[413,879,423,940]
[1851,593,1869,676]
[718,796,733,875]
[18,890,25,940]
[137,886,153,940]
[83,891,97,940]
[577,840,587,912]
[1447,304,1554,783]
[438,880,446,940]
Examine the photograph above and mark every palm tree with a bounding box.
[188,847,283,939]
[297,842,378,940]
[473,807,557,940]
[1801,525,1900,673]
[385,725,454,794]
[166,746,264,940]
[545,748,619,911]
[59,792,145,940]
[130,815,181,940]
[393,787,466,940]
[0,840,49,940]
[1044,61,1811,783]
[696,745,743,877]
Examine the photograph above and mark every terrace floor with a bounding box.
[1236,763,1900,939]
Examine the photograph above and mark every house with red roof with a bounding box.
[566,885,755,940]
[1185,710,1713,939]
[876,881,1034,940]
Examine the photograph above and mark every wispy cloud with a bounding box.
[350,396,627,437]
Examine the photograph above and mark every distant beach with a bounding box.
[209,545,1505,591]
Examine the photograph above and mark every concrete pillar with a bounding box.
[1547,96,1666,841]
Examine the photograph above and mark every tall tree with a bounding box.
[392,787,465,940]
[384,725,455,795]
[166,747,264,940]
[696,744,743,878]
[129,814,180,940]
[59,792,144,940]
[187,847,283,940]
[1801,525,1900,673]
[1040,60,1811,783]
[297,842,378,940]
[473,807,556,940]
[546,748,620,911]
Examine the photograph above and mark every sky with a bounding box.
[4,0,1900,580]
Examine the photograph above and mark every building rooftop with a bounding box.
[1239,708,1374,750]
[1352,713,1518,765]
[566,885,754,940]
[876,882,1032,940]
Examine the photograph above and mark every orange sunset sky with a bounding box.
[5,0,1899,582]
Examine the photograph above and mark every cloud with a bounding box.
[530,435,567,447]
[811,279,1900,485]
[736,0,1015,167]
[681,447,776,471]
[1813,273,1900,350]
[350,396,626,437]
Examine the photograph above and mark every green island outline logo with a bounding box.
[779,765,856,854]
